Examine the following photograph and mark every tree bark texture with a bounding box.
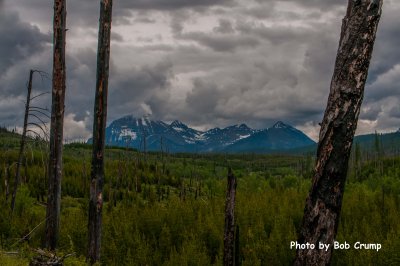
[5,160,11,201]
[88,0,113,264]
[11,70,33,212]
[294,1,383,265]
[224,168,237,266]
[45,0,66,251]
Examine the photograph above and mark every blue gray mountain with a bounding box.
[92,115,316,153]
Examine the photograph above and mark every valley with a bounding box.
[0,128,399,265]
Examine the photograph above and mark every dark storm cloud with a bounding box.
[180,32,260,52]
[8,0,134,31]
[361,3,400,128]
[174,52,326,128]
[213,19,235,34]
[242,4,275,19]
[236,21,316,45]
[1,0,400,138]
[366,6,400,86]
[118,0,234,10]
[0,8,51,127]
[162,2,342,129]
[169,9,190,36]
[387,105,400,119]
[9,0,234,31]
[111,32,124,42]
[360,104,382,121]
[269,0,344,10]
[107,60,173,121]
[0,12,51,80]
[65,48,97,122]
[186,79,221,115]
[366,66,400,102]
[134,17,156,24]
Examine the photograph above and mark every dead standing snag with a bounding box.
[88,0,113,264]
[294,0,383,265]
[44,0,67,250]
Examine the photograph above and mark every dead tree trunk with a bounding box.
[11,70,33,212]
[234,225,240,266]
[44,0,67,251]
[88,0,113,264]
[294,1,383,265]
[224,168,237,266]
[5,160,11,201]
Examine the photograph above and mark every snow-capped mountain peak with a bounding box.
[170,120,187,129]
[272,121,289,129]
[90,117,315,153]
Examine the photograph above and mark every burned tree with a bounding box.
[5,160,11,201]
[11,70,49,213]
[88,0,113,264]
[294,0,383,265]
[44,0,67,250]
[10,70,34,212]
[224,168,237,266]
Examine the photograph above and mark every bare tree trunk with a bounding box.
[11,70,34,212]
[235,225,240,266]
[5,160,11,202]
[224,168,237,266]
[44,0,67,251]
[294,1,383,265]
[88,0,113,264]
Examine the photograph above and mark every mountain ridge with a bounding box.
[91,115,316,153]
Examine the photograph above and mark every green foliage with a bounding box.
[0,136,399,265]
[0,252,28,266]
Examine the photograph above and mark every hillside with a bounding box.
[0,128,399,265]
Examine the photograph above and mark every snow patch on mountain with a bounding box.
[238,134,251,140]
[119,128,137,140]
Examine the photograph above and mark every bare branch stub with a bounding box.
[28,113,49,129]
[30,92,50,101]
[29,109,51,119]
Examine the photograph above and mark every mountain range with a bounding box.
[91,115,316,153]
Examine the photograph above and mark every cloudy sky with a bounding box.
[0,0,399,141]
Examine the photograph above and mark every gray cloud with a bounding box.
[0,12,50,79]
[186,79,222,116]
[360,104,382,121]
[213,19,235,34]
[366,6,400,86]
[236,21,317,45]
[0,8,52,127]
[112,32,125,42]
[242,4,275,19]
[107,60,173,121]
[388,105,400,119]
[118,0,235,10]
[1,0,399,140]
[65,48,97,122]
[180,31,260,52]
[273,0,344,10]
[134,17,156,24]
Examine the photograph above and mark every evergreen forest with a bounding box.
[0,127,399,265]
